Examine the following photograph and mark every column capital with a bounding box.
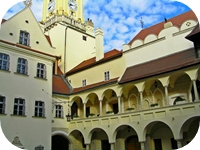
[175,138,182,141]
[192,79,196,81]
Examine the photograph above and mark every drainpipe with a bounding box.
[64,27,68,73]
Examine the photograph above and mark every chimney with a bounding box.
[164,21,173,29]
[95,28,104,61]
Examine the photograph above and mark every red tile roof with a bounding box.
[65,49,122,75]
[1,19,6,24]
[129,10,198,45]
[57,66,64,75]
[119,49,200,84]
[45,35,53,47]
[0,39,60,59]
[72,77,119,93]
[53,75,71,94]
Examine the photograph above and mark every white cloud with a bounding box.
[0,0,195,52]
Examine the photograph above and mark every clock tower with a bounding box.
[40,0,97,73]
[41,0,85,31]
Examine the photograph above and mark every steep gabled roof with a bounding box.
[0,7,54,51]
[128,10,198,45]
[119,48,200,84]
[53,75,71,95]
[1,19,6,24]
[65,49,122,75]
[1,18,53,46]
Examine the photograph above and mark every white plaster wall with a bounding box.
[124,24,196,68]
[0,46,54,150]
[0,8,55,55]
[68,56,125,88]
[48,23,96,73]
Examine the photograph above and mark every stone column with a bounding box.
[140,91,143,110]
[110,143,115,150]
[193,80,199,101]
[118,96,121,113]
[164,86,169,105]
[176,139,182,149]
[121,97,124,113]
[99,100,102,116]
[86,144,90,150]
[83,103,86,118]
[140,141,145,150]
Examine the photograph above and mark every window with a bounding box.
[0,96,6,114]
[55,105,63,118]
[104,71,110,81]
[37,63,46,79]
[82,35,87,41]
[35,101,45,117]
[0,53,10,71]
[82,79,86,86]
[17,58,28,74]
[13,98,25,116]
[19,30,30,46]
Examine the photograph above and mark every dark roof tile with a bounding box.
[119,49,200,84]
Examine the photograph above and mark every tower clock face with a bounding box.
[48,0,55,13]
[68,0,78,12]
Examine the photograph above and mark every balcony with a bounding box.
[69,101,200,131]
[44,15,86,31]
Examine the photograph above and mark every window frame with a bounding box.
[36,63,47,79]
[13,98,25,116]
[55,105,63,118]
[0,96,6,114]
[82,35,87,41]
[0,53,10,71]
[17,58,28,75]
[104,71,110,81]
[82,79,86,86]
[34,101,45,117]
[19,30,30,46]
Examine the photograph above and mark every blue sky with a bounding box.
[1,0,199,52]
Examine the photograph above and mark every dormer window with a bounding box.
[19,30,30,46]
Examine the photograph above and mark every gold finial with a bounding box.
[23,0,32,7]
